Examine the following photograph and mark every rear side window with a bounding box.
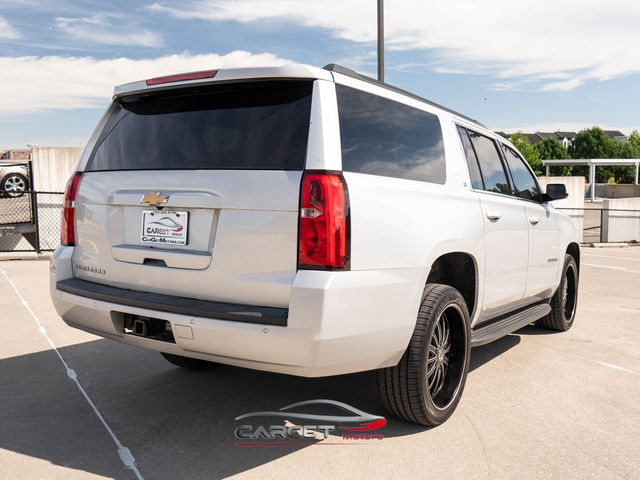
[336,85,446,184]
[87,81,313,171]
[456,125,484,189]
[502,145,540,200]
[467,130,510,195]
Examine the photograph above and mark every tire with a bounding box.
[537,254,579,331]
[377,284,471,426]
[160,352,222,370]
[1,173,28,197]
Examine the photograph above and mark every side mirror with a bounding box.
[543,183,568,202]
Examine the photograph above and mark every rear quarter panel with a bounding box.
[342,113,485,325]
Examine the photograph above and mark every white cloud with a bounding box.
[489,82,523,92]
[54,14,163,47]
[0,15,21,39]
[147,0,640,91]
[539,78,586,92]
[0,51,290,112]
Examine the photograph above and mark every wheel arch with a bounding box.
[426,252,478,321]
[566,242,580,272]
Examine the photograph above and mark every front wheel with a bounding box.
[537,254,578,331]
[377,284,471,426]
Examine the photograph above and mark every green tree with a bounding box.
[535,136,570,160]
[534,136,570,175]
[569,127,614,159]
[626,131,640,158]
[570,127,635,182]
[509,132,542,174]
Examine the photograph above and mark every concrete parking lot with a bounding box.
[1,248,639,480]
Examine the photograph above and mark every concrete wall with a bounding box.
[31,147,83,192]
[602,198,640,242]
[594,184,640,199]
[539,176,585,242]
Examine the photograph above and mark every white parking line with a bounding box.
[0,267,144,480]
[563,351,638,375]
[582,262,640,274]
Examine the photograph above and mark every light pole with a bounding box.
[377,0,384,82]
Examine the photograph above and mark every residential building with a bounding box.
[603,130,627,141]
[497,131,576,148]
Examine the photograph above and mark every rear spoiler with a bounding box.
[113,64,332,98]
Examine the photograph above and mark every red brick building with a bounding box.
[0,148,32,161]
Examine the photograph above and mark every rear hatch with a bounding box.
[72,80,313,308]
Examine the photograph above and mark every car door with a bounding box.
[457,126,528,320]
[501,145,560,300]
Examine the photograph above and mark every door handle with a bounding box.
[485,211,502,221]
[529,216,540,225]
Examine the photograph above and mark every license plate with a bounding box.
[141,210,188,246]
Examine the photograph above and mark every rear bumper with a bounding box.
[56,278,288,326]
[49,246,425,377]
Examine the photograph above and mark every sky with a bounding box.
[1,0,639,149]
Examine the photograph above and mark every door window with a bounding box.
[502,146,541,201]
[467,130,510,195]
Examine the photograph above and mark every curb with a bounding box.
[586,242,639,248]
[0,252,51,261]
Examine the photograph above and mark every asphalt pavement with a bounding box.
[1,247,639,479]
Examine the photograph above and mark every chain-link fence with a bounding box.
[0,160,64,252]
[0,191,64,252]
[0,192,34,225]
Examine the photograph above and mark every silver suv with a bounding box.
[50,64,580,426]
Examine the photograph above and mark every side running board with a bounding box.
[471,303,551,347]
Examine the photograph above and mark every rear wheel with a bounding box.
[377,284,471,426]
[537,254,578,331]
[1,173,28,197]
[161,352,221,370]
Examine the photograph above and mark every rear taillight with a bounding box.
[60,172,82,246]
[298,172,349,270]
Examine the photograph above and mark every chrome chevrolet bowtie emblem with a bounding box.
[141,192,169,207]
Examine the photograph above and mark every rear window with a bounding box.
[87,81,313,171]
[336,85,446,184]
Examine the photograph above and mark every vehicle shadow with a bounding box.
[514,324,559,336]
[0,333,521,479]
[469,333,521,372]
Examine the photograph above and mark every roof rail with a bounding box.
[323,63,485,127]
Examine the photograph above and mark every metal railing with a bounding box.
[556,207,640,243]
[2,196,638,252]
